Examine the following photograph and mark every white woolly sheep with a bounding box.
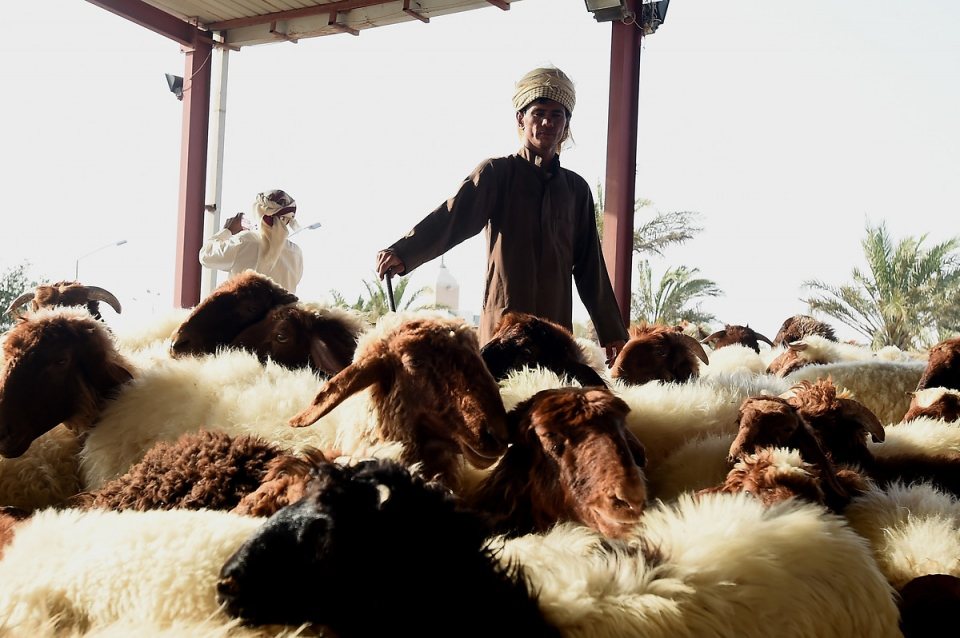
[0,483,902,637]
[0,507,272,635]
[497,493,901,637]
[783,356,927,425]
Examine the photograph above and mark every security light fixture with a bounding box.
[165,73,184,101]
[584,0,632,23]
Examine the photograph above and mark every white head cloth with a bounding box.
[253,189,300,272]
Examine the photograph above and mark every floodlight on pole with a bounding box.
[75,240,127,280]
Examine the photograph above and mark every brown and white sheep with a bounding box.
[696,446,835,507]
[700,324,774,354]
[726,394,859,511]
[168,269,298,359]
[464,386,647,540]
[902,387,960,423]
[0,306,510,508]
[479,311,610,388]
[771,313,838,347]
[915,335,960,391]
[6,280,123,322]
[289,310,510,490]
[609,322,709,385]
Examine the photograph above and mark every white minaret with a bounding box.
[435,257,460,310]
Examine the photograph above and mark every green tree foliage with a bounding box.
[330,276,437,322]
[631,259,721,326]
[595,183,720,326]
[0,262,43,333]
[802,221,960,350]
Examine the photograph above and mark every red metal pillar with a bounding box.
[173,32,213,308]
[600,7,643,328]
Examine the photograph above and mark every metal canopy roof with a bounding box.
[85,0,644,327]
[93,0,519,49]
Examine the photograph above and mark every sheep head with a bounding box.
[480,311,608,388]
[610,323,708,385]
[916,336,960,392]
[729,394,851,508]
[700,324,774,354]
[6,281,122,321]
[217,458,532,633]
[230,303,366,375]
[772,314,837,348]
[491,386,647,540]
[169,270,298,359]
[902,387,960,423]
[0,308,136,457]
[289,313,510,487]
[781,379,884,468]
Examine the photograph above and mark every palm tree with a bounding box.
[802,221,960,350]
[631,259,721,325]
[595,185,703,257]
[330,276,436,322]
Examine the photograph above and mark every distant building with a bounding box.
[435,259,460,311]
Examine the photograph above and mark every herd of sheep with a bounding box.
[1,272,959,637]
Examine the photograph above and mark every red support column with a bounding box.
[600,8,643,328]
[173,32,212,309]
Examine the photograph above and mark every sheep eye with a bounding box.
[275,333,289,344]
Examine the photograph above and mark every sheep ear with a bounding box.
[290,357,387,427]
[560,361,608,389]
[309,336,351,377]
[795,422,849,501]
[627,431,647,468]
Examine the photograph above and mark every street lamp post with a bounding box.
[75,240,128,280]
[289,221,322,237]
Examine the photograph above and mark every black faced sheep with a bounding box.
[480,311,609,388]
[289,310,510,490]
[609,322,709,385]
[915,335,960,391]
[897,573,960,638]
[5,280,122,321]
[771,313,838,347]
[465,386,647,540]
[217,457,561,638]
[700,324,774,354]
[902,387,960,423]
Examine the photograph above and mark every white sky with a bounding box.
[2,0,958,343]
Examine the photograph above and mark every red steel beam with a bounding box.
[601,7,643,328]
[173,32,213,308]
